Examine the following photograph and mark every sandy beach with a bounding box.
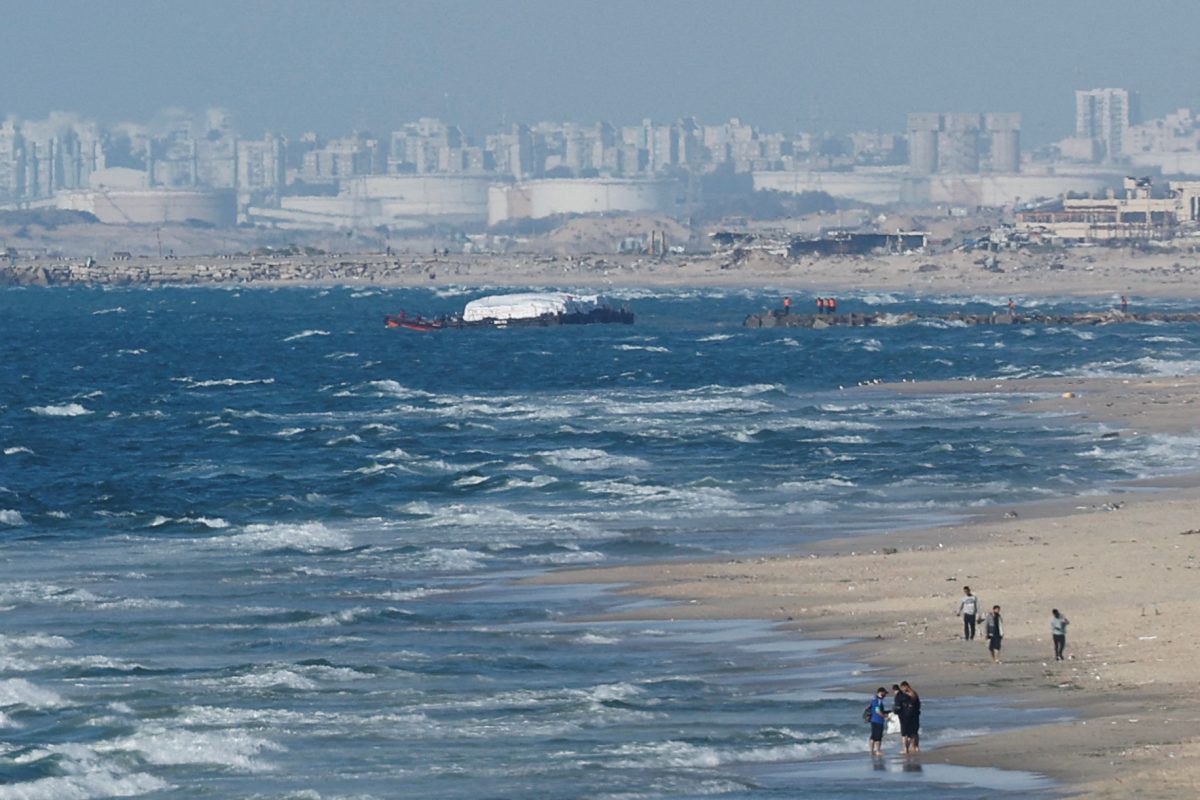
[531,374,1200,798]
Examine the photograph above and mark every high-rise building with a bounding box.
[1075,88,1140,161]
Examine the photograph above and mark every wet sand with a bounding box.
[530,375,1200,798]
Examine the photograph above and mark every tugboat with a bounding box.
[385,292,633,330]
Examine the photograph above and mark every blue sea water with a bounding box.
[1,285,1199,798]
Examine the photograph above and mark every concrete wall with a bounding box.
[755,170,1114,208]
[753,170,905,205]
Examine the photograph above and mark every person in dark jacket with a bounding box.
[985,605,1003,663]
[898,681,921,753]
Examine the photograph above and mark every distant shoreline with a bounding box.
[3,248,1200,300]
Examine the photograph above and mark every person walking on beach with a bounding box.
[957,586,980,640]
[897,681,921,753]
[1050,608,1070,661]
[985,605,1003,663]
[868,687,890,756]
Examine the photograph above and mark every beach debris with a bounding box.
[1061,391,1077,398]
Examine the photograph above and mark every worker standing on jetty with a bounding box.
[1007,298,1016,315]
[816,297,825,313]
[783,296,791,314]
[828,297,837,314]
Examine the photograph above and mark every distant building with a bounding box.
[907,112,1020,175]
[1075,88,1140,162]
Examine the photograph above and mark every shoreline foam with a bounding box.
[530,375,1200,798]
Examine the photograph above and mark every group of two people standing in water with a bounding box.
[867,682,921,756]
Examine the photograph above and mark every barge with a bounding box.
[385,292,634,330]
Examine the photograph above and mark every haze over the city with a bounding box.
[6,0,1200,141]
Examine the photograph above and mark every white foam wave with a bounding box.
[174,377,275,388]
[538,447,651,472]
[28,403,91,417]
[283,329,330,341]
[99,725,284,771]
[0,634,73,650]
[613,344,670,353]
[91,306,126,315]
[231,522,353,552]
[0,749,166,800]
[0,678,65,709]
[275,427,306,437]
[4,446,34,456]
[697,333,734,342]
[364,379,434,399]
[117,348,146,355]
[609,729,860,769]
[0,510,26,526]
[519,549,605,566]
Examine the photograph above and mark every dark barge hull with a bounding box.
[386,308,634,330]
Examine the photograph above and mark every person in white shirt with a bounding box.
[956,585,980,640]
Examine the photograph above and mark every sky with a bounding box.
[4,0,1200,144]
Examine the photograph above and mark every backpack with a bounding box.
[862,704,872,723]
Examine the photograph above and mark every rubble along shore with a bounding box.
[3,247,1200,299]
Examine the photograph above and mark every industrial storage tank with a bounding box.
[57,189,236,226]
[341,175,493,224]
[488,178,684,225]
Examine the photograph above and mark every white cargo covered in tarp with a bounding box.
[461,293,608,322]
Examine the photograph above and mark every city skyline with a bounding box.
[5,0,1200,145]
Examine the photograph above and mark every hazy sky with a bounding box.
[5,0,1200,143]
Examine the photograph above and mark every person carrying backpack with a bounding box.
[867,687,890,756]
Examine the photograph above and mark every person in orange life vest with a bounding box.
[783,296,791,314]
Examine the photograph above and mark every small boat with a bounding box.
[384,312,445,331]
[385,292,633,331]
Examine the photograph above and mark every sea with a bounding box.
[2,285,1199,799]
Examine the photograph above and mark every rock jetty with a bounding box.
[743,309,1200,328]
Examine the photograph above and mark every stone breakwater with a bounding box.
[0,256,456,287]
[0,253,661,288]
[743,309,1200,327]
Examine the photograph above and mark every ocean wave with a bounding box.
[91,306,126,315]
[117,347,146,355]
[537,447,651,473]
[230,521,354,552]
[28,403,91,417]
[100,725,284,771]
[697,333,735,342]
[0,677,65,709]
[363,379,435,400]
[607,729,861,769]
[613,344,670,353]
[182,377,276,388]
[0,751,166,800]
[283,329,330,342]
[0,510,26,526]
